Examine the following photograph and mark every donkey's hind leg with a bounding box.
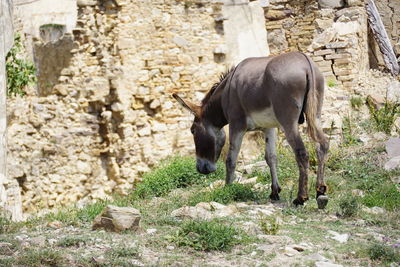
[282,126,310,206]
[264,128,281,200]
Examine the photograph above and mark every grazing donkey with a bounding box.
[173,52,329,208]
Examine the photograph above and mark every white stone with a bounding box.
[384,156,400,171]
[318,0,344,8]
[315,262,343,267]
[327,230,349,243]
[386,138,400,159]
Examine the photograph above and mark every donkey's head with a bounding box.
[172,94,225,174]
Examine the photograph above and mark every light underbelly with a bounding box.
[247,107,279,130]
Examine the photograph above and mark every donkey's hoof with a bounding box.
[293,197,306,206]
[269,192,280,201]
[317,195,329,209]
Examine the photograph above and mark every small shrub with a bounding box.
[368,243,400,263]
[350,96,363,110]
[107,246,140,258]
[0,217,12,234]
[367,98,400,134]
[15,249,65,267]
[338,196,360,217]
[259,216,280,235]
[172,219,240,251]
[57,236,88,247]
[188,183,260,206]
[6,34,36,97]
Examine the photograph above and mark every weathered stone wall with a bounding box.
[8,0,232,213]
[265,0,369,88]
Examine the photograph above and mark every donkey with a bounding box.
[173,52,329,208]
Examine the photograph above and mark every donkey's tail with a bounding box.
[302,53,324,143]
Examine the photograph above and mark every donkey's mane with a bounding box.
[201,68,234,106]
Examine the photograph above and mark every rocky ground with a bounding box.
[1,133,400,266]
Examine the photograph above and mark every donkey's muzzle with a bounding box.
[196,159,216,174]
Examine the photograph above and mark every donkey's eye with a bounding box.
[191,128,195,134]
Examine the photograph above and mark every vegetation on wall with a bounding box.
[5,34,36,97]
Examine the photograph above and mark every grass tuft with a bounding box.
[172,219,241,251]
[188,183,262,206]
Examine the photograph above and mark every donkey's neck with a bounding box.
[202,82,228,129]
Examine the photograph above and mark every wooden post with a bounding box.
[366,0,399,76]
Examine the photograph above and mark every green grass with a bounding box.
[171,219,242,251]
[188,183,262,206]
[133,156,225,199]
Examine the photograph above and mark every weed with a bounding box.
[259,216,280,235]
[350,96,363,110]
[338,196,360,217]
[367,98,400,134]
[57,236,88,247]
[172,219,241,251]
[326,78,337,88]
[188,183,261,206]
[107,246,140,258]
[342,116,360,146]
[133,156,224,199]
[14,248,65,267]
[368,243,400,263]
[6,34,36,97]
[0,216,17,234]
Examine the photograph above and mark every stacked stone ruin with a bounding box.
[3,0,400,215]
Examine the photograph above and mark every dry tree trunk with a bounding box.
[366,0,399,76]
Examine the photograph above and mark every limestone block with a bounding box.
[77,0,97,6]
[325,42,350,49]
[347,0,363,6]
[92,205,141,232]
[310,28,336,50]
[318,0,344,9]
[314,49,335,56]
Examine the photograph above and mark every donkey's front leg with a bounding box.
[225,130,245,184]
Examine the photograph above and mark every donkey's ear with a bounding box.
[172,93,201,117]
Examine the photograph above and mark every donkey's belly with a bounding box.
[247,107,280,130]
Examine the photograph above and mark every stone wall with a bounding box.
[8,0,234,213]
[265,0,369,88]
